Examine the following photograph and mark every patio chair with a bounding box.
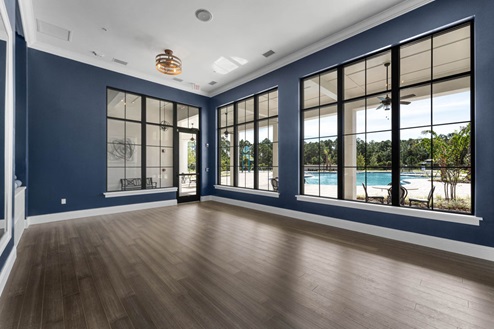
[271,177,279,192]
[409,186,435,208]
[362,183,384,204]
[386,185,408,205]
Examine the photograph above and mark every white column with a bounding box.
[344,109,357,199]
[272,123,279,178]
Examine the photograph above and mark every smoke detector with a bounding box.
[195,9,213,22]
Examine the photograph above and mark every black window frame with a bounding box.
[106,87,200,192]
[217,88,279,191]
[300,21,474,215]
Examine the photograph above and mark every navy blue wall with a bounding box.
[27,50,210,216]
[210,0,494,248]
[12,0,494,257]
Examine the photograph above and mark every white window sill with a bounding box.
[295,195,482,226]
[104,187,178,198]
[214,185,279,198]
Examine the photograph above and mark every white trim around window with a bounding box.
[296,195,481,226]
[214,185,279,198]
[104,187,178,198]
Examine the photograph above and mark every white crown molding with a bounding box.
[19,0,433,98]
[17,0,36,45]
[18,1,210,97]
[205,196,494,263]
[208,0,435,97]
[27,199,177,227]
[29,43,210,97]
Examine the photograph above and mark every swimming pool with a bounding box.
[305,171,423,186]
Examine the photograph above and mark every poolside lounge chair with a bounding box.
[362,183,384,204]
[409,186,435,208]
[271,177,279,192]
[387,185,408,205]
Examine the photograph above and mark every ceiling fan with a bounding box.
[376,63,415,111]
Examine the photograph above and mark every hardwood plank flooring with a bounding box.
[1,201,494,329]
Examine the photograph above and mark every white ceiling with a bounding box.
[19,0,433,97]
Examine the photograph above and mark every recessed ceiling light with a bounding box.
[195,9,213,22]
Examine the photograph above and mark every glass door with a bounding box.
[178,130,199,202]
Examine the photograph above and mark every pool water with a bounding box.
[305,171,422,186]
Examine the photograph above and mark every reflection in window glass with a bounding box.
[177,105,199,129]
[107,88,195,191]
[107,90,125,119]
[125,94,141,121]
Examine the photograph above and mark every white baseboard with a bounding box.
[0,246,16,298]
[200,195,213,202]
[205,196,494,262]
[14,217,25,247]
[27,199,177,226]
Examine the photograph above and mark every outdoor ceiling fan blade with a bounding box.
[400,94,416,100]
[376,104,384,110]
[377,96,386,101]
[400,101,411,105]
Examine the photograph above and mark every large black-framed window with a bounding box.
[218,88,279,191]
[106,88,199,192]
[301,22,473,214]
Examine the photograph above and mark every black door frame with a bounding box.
[176,127,200,203]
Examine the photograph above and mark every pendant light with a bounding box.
[190,123,195,142]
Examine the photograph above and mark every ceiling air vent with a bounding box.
[208,81,217,86]
[37,19,71,41]
[173,77,183,82]
[112,58,128,66]
[262,50,275,58]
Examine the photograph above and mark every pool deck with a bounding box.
[221,171,471,201]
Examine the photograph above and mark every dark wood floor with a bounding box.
[1,202,494,329]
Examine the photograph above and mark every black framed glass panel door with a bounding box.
[177,129,199,202]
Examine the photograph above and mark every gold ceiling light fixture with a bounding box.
[155,49,182,75]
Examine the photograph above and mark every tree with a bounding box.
[187,141,196,172]
[421,124,471,200]
[220,137,231,173]
[258,138,273,168]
